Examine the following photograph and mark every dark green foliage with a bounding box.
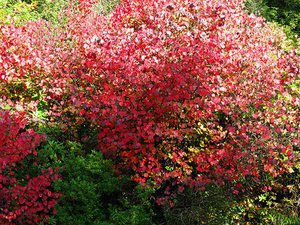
[52,150,118,224]
[264,0,300,34]
[35,131,155,225]
[244,0,269,16]
[52,150,155,225]
[245,0,300,45]
[108,185,155,225]
[162,185,237,225]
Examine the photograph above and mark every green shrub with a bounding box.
[33,132,155,225]
[244,0,300,46]
[263,0,300,35]
[51,150,155,225]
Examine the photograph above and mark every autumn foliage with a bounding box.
[0,110,59,224]
[61,0,299,193]
[0,0,299,222]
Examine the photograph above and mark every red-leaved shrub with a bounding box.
[0,110,60,224]
[0,0,299,200]
[68,0,300,194]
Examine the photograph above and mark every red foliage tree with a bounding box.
[0,110,60,224]
[68,0,299,194]
[0,0,299,199]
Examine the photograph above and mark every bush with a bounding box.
[263,0,300,36]
[37,139,155,225]
[1,0,299,216]
[0,109,60,224]
[63,0,299,197]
